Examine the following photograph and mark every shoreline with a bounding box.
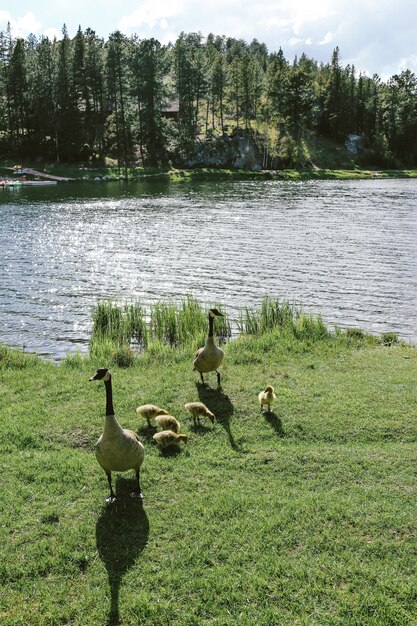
[3,163,417,185]
[143,167,417,183]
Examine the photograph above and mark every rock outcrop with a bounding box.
[186,128,262,170]
[345,134,363,155]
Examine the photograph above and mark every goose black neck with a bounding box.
[104,377,115,416]
[208,314,214,338]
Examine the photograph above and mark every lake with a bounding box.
[1,178,416,359]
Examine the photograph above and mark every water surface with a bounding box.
[1,178,416,359]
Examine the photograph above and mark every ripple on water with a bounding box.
[0,178,416,358]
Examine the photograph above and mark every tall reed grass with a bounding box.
[237,297,329,340]
[89,296,232,361]
[90,295,331,363]
[237,297,296,335]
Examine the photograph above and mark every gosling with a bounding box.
[136,404,169,426]
[155,414,181,434]
[258,385,276,413]
[153,430,189,448]
[185,401,215,426]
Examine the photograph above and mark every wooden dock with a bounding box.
[20,168,76,182]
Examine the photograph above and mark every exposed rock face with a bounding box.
[231,129,261,169]
[186,128,262,170]
[345,134,363,155]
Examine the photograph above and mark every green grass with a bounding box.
[4,160,417,184]
[0,321,416,625]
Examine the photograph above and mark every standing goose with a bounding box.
[193,308,225,387]
[90,368,144,503]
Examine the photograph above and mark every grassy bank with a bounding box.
[3,161,417,184]
[142,167,417,182]
[0,312,416,625]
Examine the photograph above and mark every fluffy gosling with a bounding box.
[153,430,189,448]
[155,414,181,433]
[258,385,276,413]
[184,401,215,426]
[136,404,169,426]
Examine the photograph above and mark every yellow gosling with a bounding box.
[184,401,215,426]
[90,368,144,503]
[155,414,181,433]
[153,430,189,448]
[193,308,225,387]
[258,385,277,413]
[136,404,169,426]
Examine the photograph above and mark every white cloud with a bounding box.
[118,0,185,34]
[43,27,62,41]
[0,11,42,38]
[3,1,417,77]
[319,32,334,45]
[399,55,417,74]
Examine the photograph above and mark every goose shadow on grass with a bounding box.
[96,476,149,626]
[196,382,243,451]
[262,409,285,437]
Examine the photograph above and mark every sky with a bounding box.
[1,0,417,79]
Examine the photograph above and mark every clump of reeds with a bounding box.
[89,297,231,360]
[237,297,296,335]
[0,345,38,369]
[90,295,333,364]
[150,301,179,345]
[91,301,130,346]
[237,296,329,340]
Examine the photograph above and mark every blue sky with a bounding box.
[2,0,417,79]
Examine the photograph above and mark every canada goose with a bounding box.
[90,368,144,503]
[155,414,181,433]
[184,401,215,425]
[136,404,169,426]
[258,385,276,413]
[193,308,225,387]
[153,430,189,448]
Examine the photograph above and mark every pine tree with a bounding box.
[106,31,132,176]
[131,37,168,166]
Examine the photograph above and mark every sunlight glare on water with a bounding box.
[0,178,416,358]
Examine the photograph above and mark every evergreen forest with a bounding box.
[1,24,417,169]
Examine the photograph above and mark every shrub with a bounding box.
[380,332,399,345]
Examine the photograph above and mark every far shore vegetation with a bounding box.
[2,122,417,183]
[2,160,417,186]
[1,297,416,625]
[1,26,417,176]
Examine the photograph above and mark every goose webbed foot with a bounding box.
[130,491,144,499]
[105,473,116,504]
[216,371,221,388]
[130,470,143,499]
